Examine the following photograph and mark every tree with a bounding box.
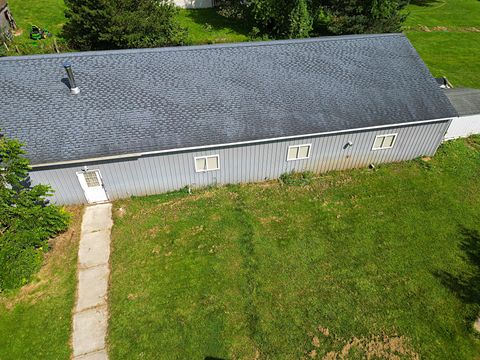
[289,0,313,38]
[0,132,69,291]
[312,0,408,35]
[63,0,114,51]
[243,0,407,39]
[63,0,188,51]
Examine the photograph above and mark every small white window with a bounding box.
[83,170,101,188]
[372,134,397,150]
[287,144,311,161]
[195,155,220,172]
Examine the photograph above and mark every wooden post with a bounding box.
[53,38,60,53]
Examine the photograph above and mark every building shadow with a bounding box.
[434,227,480,322]
[409,0,442,7]
[204,357,226,360]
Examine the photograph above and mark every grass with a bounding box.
[7,0,67,55]
[109,137,480,359]
[404,0,480,88]
[177,8,250,45]
[0,206,82,359]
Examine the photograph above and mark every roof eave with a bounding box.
[30,116,455,169]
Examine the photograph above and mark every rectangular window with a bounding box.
[372,134,397,150]
[287,144,311,161]
[195,155,220,172]
[83,170,101,188]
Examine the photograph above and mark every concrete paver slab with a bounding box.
[76,264,109,312]
[78,230,111,268]
[81,204,114,234]
[73,305,108,357]
[75,349,109,360]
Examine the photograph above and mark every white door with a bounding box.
[76,170,109,204]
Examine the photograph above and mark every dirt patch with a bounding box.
[116,207,126,218]
[318,326,330,337]
[210,214,222,221]
[465,136,480,151]
[462,27,480,32]
[413,25,480,32]
[259,216,281,225]
[305,326,419,360]
[1,205,83,309]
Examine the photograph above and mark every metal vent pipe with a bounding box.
[63,62,80,95]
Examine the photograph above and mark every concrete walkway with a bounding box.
[72,203,113,360]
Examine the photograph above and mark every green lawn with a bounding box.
[404,0,480,88]
[7,0,66,54]
[0,206,82,359]
[178,8,249,45]
[109,138,480,359]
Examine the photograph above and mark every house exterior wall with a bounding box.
[30,120,450,205]
[444,114,480,140]
[172,0,213,8]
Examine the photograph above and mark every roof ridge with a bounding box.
[0,33,405,62]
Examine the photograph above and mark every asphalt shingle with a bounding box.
[444,88,480,117]
[0,34,457,165]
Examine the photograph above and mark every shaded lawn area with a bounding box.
[404,0,480,88]
[177,8,250,45]
[0,206,82,359]
[109,138,480,359]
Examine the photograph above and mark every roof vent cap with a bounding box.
[63,62,80,95]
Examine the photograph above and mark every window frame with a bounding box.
[194,154,220,173]
[371,133,397,151]
[286,144,312,161]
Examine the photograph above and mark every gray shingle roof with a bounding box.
[1,34,457,165]
[444,88,480,116]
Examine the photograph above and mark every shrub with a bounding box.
[0,132,69,292]
[279,171,314,186]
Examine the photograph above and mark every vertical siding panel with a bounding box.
[33,122,449,204]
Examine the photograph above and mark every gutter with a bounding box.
[30,117,455,169]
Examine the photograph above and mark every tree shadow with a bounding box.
[183,8,251,36]
[409,0,442,7]
[434,227,480,322]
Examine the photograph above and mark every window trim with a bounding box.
[286,144,312,161]
[194,154,220,173]
[372,133,397,151]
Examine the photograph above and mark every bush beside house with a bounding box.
[0,132,69,291]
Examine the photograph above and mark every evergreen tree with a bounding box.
[63,0,114,51]
[63,0,187,51]
[104,0,188,49]
[289,0,313,38]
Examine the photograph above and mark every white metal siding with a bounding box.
[444,115,480,140]
[29,121,450,205]
[172,0,213,8]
